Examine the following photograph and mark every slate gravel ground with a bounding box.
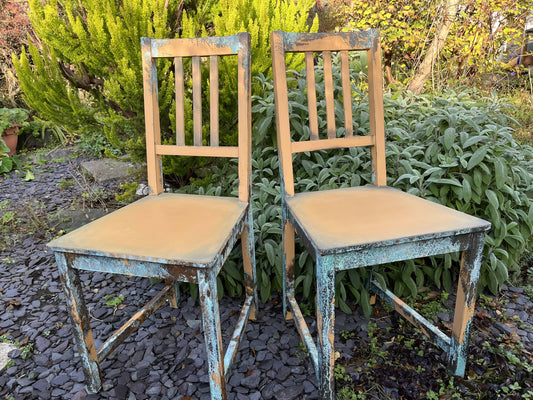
[1,158,532,399]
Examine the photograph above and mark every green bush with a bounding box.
[14,0,317,179]
[185,67,533,311]
[385,89,533,294]
[345,0,531,86]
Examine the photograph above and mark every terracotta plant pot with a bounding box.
[1,126,20,156]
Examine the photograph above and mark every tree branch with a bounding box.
[407,0,461,94]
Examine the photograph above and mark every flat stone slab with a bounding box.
[0,343,18,371]
[22,146,78,164]
[46,146,78,161]
[81,159,136,183]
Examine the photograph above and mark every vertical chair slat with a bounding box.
[175,57,185,146]
[306,52,319,141]
[367,40,387,186]
[192,56,202,146]
[271,31,295,196]
[237,33,251,202]
[210,56,219,146]
[340,51,353,138]
[142,37,163,194]
[323,51,336,139]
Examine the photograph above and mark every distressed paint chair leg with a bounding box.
[54,252,102,393]
[448,233,485,376]
[282,212,296,320]
[198,269,227,400]
[242,209,258,319]
[316,254,335,400]
[167,280,180,309]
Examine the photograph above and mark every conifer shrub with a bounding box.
[14,0,317,178]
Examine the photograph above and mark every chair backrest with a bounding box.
[271,30,386,197]
[141,33,252,202]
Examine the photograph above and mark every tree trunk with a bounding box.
[407,0,461,94]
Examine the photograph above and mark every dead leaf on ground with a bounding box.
[7,299,21,310]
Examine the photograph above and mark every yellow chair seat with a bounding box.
[48,193,248,266]
[287,185,488,253]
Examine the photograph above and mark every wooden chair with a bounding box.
[271,29,490,399]
[48,33,256,400]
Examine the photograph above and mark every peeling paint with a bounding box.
[371,280,451,351]
[273,29,490,400]
[50,31,256,400]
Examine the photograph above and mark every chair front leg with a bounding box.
[55,252,102,393]
[448,232,485,377]
[198,269,227,400]
[242,208,258,319]
[282,206,296,320]
[316,254,335,400]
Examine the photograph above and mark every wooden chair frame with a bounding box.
[48,33,256,400]
[271,29,490,399]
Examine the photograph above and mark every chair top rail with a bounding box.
[144,33,248,58]
[271,29,386,195]
[143,32,252,199]
[276,30,378,53]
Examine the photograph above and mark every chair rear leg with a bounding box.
[448,232,485,377]
[316,254,335,400]
[198,269,227,400]
[242,209,258,319]
[282,213,296,320]
[168,279,181,308]
[55,252,102,393]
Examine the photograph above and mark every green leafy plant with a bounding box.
[412,290,450,324]
[0,139,17,173]
[334,364,352,383]
[385,89,533,294]
[0,107,28,173]
[180,64,533,309]
[104,294,125,311]
[345,0,531,87]
[15,0,317,181]
[115,182,140,203]
[0,107,29,135]
[20,342,34,360]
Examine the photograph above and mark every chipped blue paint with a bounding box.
[326,234,470,269]
[274,29,490,400]
[449,323,472,376]
[58,252,201,283]
[280,175,294,319]
[316,254,335,399]
[223,294,254,374]
[281,31,375,52]
[448,233,485,376]
[171,279,181,307]
[51,31,255,400]
[55,252,102,393]
[198,268,226,400]
[371,280,451,351]
[97,284,173,361]
[287,296,319,374]
[150,34,244,58]
[243,208,258,308]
